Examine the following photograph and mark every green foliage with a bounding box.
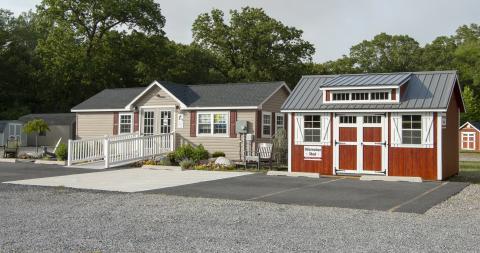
[191,144,209,161]
[55,143,67,161]
[212,151,226,158]
[174,144,209,162]
[192,7,315,85]
[461,86,480,123]
[174,144,195,162]
[23,119,49,135]
[179,158,195,170]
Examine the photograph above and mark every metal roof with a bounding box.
[72,81,287,111]
[321,72,411,87]
[281,71,460,111]
[19,113,76,125]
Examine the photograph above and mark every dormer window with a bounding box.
[332,93,350,101]
[352,92,369,101]
[371,92,389,100]
[327,90,393,103]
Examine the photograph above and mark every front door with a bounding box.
[141,109,174,135]
[334,114,387,174]
[9,124,22,142]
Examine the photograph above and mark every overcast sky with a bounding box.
[4,0,480,62]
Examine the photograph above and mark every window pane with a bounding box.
[263,125,271,135]
[198,124,211,134]
[198,114,211,124]
[214,124,227,134]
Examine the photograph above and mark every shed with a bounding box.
[281,71,465,181]
[19,113,76,147]
[0,120,27,146]
[459,122,480,152]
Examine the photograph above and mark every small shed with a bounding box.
[459,122,480,152]
[19,113,76,147]
[0,120,27,146]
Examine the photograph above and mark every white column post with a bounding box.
[287,113,292,173]
[67,139,73,167]
[140,137,144,158]
[104,138,110,168]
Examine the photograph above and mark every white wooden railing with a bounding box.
[67,133,174,168]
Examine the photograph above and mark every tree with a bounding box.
[420,36,457,71]
[34,0,167,113]
[461,86,480,123]
[349,33,422,73]
[23,119,50,153]
[192,7,315,86]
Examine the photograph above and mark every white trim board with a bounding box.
[281,109,447,113]
[126,80,188,110]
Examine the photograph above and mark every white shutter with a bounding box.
[391,113,402,146]
[294,113,304,144]
[422,113,434,147]
[321,113,331,145]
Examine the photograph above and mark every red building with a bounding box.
[459,122,480,152]
[281,71,464,181]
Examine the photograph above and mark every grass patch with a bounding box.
[450,161,480,184]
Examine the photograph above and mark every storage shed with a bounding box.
[459,122,480,152]
[19,113,76,146]
[0,120,27,146]
[281,71,465,181]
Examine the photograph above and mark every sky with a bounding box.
[3,0,480,62]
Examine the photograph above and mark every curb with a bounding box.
[267,171,320,178]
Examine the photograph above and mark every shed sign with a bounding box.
[304,146,322,160]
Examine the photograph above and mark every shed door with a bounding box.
[334,114,387,174]
[336,115,358,171]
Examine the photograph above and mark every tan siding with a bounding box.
[134,86,179,107]
[261,86,290,112]
[175,110,256,160]
[76,112,114,139]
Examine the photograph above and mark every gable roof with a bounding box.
[19,113,76,125]
[72,81,289,111]
[282,71,464,112]
[460,121,480,132]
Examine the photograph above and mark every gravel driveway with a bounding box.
[1,183,479,252]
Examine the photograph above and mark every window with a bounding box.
[371,92,389,100]
[143,111,154,135]
[276,114,285,131]
[332,93,350,101]
[214,113,227,134]
[352,92,369,100]
[160,111,172,134]
[119,113,133,134]
[363,115,382,124]
[262,112,272,137]
[303,115,321,142]
[339,116,356,124]
[197,112,229,136]
[402,115,422,144]
[462,132,475,150]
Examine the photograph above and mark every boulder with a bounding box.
[214,157,233,166]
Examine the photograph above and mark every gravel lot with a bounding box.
[1,183,479,252]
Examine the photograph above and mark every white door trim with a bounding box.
[333,113,388,175]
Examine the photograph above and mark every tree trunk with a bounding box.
[35,134,38,154]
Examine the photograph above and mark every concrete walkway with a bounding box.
[4,168,252,192]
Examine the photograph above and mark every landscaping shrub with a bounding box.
[55,143,68,161]
[179,158,195,170]
[166,152,177,165]
[192,144,209,161]
[212,151,225,158]
[174,144,209,162]
[174,144,195,162]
